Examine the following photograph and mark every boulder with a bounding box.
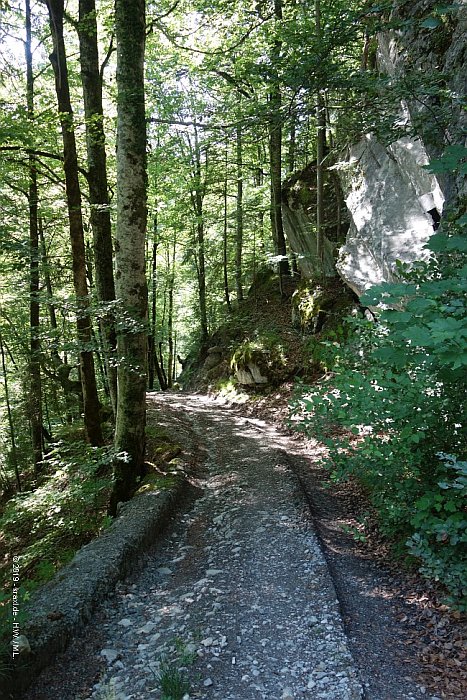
[235,363,268,386]
[282,162,348,279]
[336,133,444,297]
[203,350,222,371]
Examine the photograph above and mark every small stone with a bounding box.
[101,648,119,663]
[206,569,223,576]
[137,621,157,634]
[203,678,213,687]
[282,689,294,700]
[118,618,133,627]
[157,567,172,575]
[11,635,31,654]
[201,637,214,647]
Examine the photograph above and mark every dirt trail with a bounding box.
[24,394,438,700]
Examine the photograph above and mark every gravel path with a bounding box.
[24,394,362,699]
[24,393,450,700]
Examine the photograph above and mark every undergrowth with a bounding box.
[290,183,467,609]
[0,421,181,656]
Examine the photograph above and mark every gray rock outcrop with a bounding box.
[336,133,444,296]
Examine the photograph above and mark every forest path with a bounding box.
[25,394,433,700]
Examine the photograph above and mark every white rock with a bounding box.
[11,635,31,654]
[203,678,213,687]
[136,621,157,634]
[101,648,119,663]
[118,618,133,628]
[337,134,443,298]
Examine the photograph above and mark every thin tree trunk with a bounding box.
[269,1,290,278]
[0,332,21,491]
[25,0,43,473]
[148,223,167,390]
[39,219,58,336]
[109,0,148,513]
[148,225,157,390]
[45,0,103,446]
[235,121,244,302]
[166,235,175,389]
[315,0,326,271]
[78,0,118,417]
[288,104,296,174]
[193,128,208,343]
[223,157,232,311]
[255,147,266,253]
[159,342,167,388]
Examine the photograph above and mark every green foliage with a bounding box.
[407,453,467,608]
[0,438,114,642]
[290,203,467,607]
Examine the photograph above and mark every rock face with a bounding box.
[336,133,444,296]
[282,162,348,279]
[377,0,467,204]
[235,363,269,386]
[332,1,465,296]
[282,2,465,297]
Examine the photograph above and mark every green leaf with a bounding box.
[428,233,467,253]
[402,326,433,346]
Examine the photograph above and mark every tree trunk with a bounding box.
[223,155,232,311]
[0,333,21,491]
[166,235,175,389]
[193,128,208,343]
[45,0,103,446]
[235,121,244,302]
[25,0,43,473]
[148,224,167,391]
[315,0,326,270]
[109,0,148,513]
[288,104,296,174]
[269,0,290,278]
[39,219,58,336]
[78,0,118,417]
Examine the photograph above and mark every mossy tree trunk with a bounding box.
[78,0,118,417]
[26,0,43,473]
[315,0,326,271]
[45,0,103,446]
[109,0,148,514]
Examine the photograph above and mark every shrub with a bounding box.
[290,198,466,608]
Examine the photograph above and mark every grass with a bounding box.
[156,657,191,700]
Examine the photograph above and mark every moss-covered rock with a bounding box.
[292,279,356,336]
[230,333,288,386]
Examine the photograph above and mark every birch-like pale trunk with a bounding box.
[109,0,148,512]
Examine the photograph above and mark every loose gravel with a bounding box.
[90,394,362,699]
[24,394,363,699]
